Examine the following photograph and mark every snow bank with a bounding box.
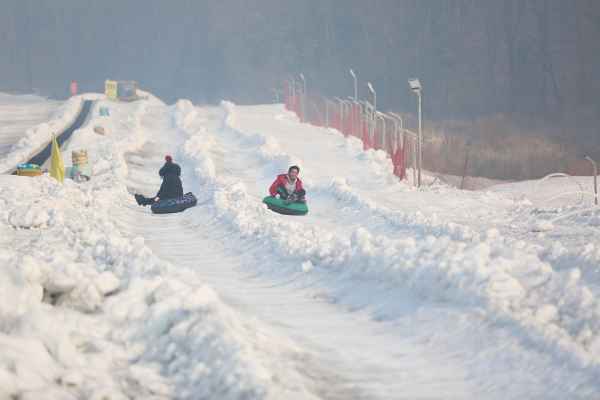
[176,101,600,378]
[0,96,85,174]
[109,276,316,400]
[0,174,168,399]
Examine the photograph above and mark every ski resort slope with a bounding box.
[0,93,599,399]
[0,93,62,159]
[0,93,91,175]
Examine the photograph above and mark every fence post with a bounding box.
[412,136,417,185]
[376,112,386,150]
[585,156,598,205]
[460,141,471,190]
[402,132,408,180]
[360,101,374,150]
[283,81,289,110]
[334,98,345,134]
[389,116,402,179]
[354,102,360,137]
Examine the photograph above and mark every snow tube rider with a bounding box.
[135,155,184,206]
[269,165,306,204]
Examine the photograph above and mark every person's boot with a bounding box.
[134,194,144,206]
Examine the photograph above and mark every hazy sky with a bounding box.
[1,0,599,141]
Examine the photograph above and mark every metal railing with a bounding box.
[283,82,418,185]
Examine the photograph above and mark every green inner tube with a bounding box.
[263,196,308,215]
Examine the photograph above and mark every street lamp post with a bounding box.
[408,78,423,187]
[350,69,358,101]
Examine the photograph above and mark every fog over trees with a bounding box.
[2,0,599,177]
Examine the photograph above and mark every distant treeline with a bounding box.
[1,0,599,176]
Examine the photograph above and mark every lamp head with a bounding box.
[367,82,375,93]
[408,78,422,92]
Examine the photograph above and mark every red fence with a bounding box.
[283,82,416,182]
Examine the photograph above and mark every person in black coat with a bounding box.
[135,155,184,206]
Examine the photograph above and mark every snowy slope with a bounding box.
[0,93,62,161]
[1,93,599,399]
[0,94,90,175]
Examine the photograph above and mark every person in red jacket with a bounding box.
[269,165,306,203]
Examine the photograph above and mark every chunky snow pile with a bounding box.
[0,174,170,399]
[0,96,313,400]
[491,176,600,290]
[175,100,600,378]
[109,277,315,400]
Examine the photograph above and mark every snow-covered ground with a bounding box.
[0,93,94,175]
[0,93,62,162]
[0,93,599,399]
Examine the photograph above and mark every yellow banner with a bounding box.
[50,135,64,183]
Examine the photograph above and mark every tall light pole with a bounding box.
[349,69,358,101]
[408,78,422,188]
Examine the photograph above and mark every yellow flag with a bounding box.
[50,135,64,183]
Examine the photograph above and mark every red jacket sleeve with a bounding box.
[296,178,304,192]
[269,176,282,196]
